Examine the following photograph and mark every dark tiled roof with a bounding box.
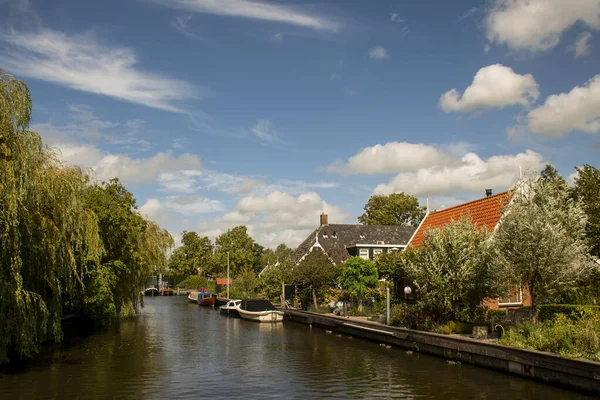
[291,224,416,265]
[409,191,512,248]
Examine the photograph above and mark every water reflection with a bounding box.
[0,297,583,399]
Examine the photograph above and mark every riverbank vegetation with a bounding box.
[0,71,172,364]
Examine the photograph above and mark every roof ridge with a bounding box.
[430,190,511,214]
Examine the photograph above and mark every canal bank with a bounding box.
[285,309,600,396]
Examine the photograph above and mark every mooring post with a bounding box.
[386,286,390,325]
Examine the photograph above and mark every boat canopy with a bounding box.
[240,299,276,312]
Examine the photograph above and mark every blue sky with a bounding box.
[1,0,599,248]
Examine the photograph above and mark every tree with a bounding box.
[1,70,103,362]
[405,216,497,319]
[169,231,213,275]
[571,164,600,256]
[293,249,340,309]
[259,259,293,301]
[211,226,256,277]
[261,243,294,267]
[338,257,379,312]
[358,192,426,227]
[493,176,595,319]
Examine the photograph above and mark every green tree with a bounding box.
[259,259,293,301]
[338,257,379,312]
[230,268,259,299]
[261,243,294,267]
[293,249,340,309]
[0,70,102,363]
[358,192,426,227]
[211,226,256,277]
[493,176,595,319]
[406,217,497,319]
[169,231,213,275]
[571,164,600,256]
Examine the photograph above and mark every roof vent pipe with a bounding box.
[485,189,493,197]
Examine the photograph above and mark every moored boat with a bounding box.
[144,287,160,296]
[237,299,284,322]
[197,292,217,307]
[188,291,201,303]
[219,299,241,317]
[160,288,174,296]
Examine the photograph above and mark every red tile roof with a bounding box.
[409,191,512,248]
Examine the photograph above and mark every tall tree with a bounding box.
[0,70,102,363]
[571,164,600,256]
[493,176,595,319]
[358,192,426,227]
[211,226,256,277]
[293,249,340,309]
[338,257,379,312]
[405,217,497,318]
[169,231,213,276]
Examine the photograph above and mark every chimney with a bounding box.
[320,212,328,226]
[485,189,493,197]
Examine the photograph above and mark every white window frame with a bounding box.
[359,248,369,260]
[498,286,523,307]
[373,248,383,258]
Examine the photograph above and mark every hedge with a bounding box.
[538,304,600,322]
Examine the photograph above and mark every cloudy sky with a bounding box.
[1,0,599,248]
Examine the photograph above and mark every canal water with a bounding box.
[0,296,586,399]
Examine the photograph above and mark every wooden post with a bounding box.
[386,286,390,325]
[282,281,285,308]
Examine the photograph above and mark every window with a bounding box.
[373,248,383,258]
[323,232,328,238]
[359,234,365,239]
[359,248,369,260]
[332,231,337,238]
[499,286,523,307]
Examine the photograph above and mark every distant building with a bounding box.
[291,213,416,266]
[407,189,530,309]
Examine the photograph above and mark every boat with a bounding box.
[197,292,218,307]
[219,299,241,317]
[188,290,201,303]
[215,297,229,307]
[160,287,174,296]
[144,287,160,296]
[237,299,284,322]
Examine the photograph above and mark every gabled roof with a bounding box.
[409,191,512,248]
[291,224,416,265]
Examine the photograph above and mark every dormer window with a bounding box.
[332,231,337,238]
[359,234,365,239]
[323,232,328,238]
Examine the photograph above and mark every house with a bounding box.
[407,189,530,309]
[291,213,416,266]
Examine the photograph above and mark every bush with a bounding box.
[179,276,210,290]
[456,305,490,324]
[437,321,473,335]
[488,309,508,318]
[389,303,436,331]
[500,308,600,361]
[538,304,600,322]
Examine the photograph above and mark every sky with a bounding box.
[1,0,599,249]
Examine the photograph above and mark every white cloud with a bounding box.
[368,46,389,60]
[251,119,280,143]
[440,64,539,112]
[390,13,405,23]
[146,0,341,32]
[271,32,284,42]
[158,170,203,193]
[573,31,593,57]
[197,190,350,248]
[0,28,197,112]
[56,144,203,185]
[485,0,600,52]
[374,150,545,197]
[164,195,224,214]
[326,142,453,175]
[526,75,600,137]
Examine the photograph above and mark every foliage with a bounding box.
[338,257,379,312]
[229,268,259,299]
[374,249,412,281]
[258,260,292,301]
[178,275,210,290]
[500,309,600,361]
[488,309,508,319]
[260,243,294,268]
[168,231,213,276]
[293,249,340,309]
[456,305,490,324]
[0,70,103,363]
[84,179,173,319]
[437,321,473,335]
[537,304,600,323]
[210,226,256,277]
[389,303,436,331]
[492,175,595,318]
[570,164,600,257]
[405,216,498,319]
[358,192,426,227]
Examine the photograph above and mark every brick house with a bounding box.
[407,190,531,309]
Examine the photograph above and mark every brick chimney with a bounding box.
[320,212,328,226]
[485,189,493,197]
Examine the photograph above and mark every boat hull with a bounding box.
[188,291,201,303]
[198,297,216,307]
[144,288,160,296]
[219,308,240,317]
[237,309,284,322]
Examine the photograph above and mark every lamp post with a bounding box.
[227,251,230,299]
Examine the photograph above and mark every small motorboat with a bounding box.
[219,299,241,317]
[188,290,201,303]
[215,297,229,307]
[144,287,160,296]
[160,288,174,296]
[237,299,284,322]
[197,292,218,307]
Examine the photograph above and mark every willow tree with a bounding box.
[0,70,102,363]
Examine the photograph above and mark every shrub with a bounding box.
[456,305,490,324]
[389,303,436,331]
[538,304,600,322]
[488,309,507,318]
[438,321,473,335]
